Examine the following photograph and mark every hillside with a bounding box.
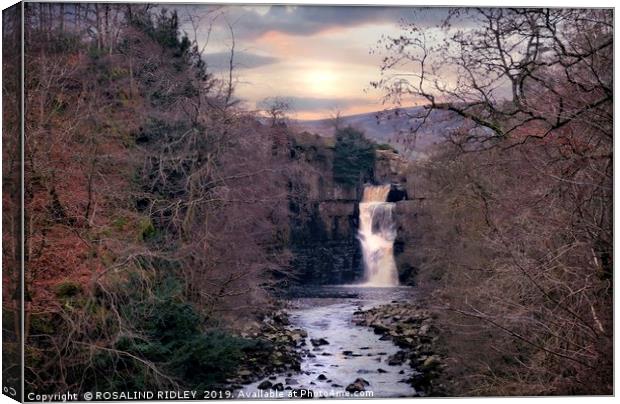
[293,107,466,159]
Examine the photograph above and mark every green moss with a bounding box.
[112,216,129,230]
[110,67,128,80]
[138,217,156,241]
[54,281,82,299]
[29,313,56,335]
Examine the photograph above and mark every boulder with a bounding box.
[372,323,391,334]
[310,338,329,347]
[421,355,441,371]
[257,380,272,390]
[345,378,370,393]
[285,378,299,385]
[387,351,407,366]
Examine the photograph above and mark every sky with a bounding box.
[175,5,450,120]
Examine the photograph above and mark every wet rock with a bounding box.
[285,378,299,385]
[331,384,342,388]
[257,380,272,390]
[273,312,290,326]
[310,338,329,347]
[273,383,284,391]
[379,334,392,341]
[387,351,407,366]
[345,378,370,393]
[372,323,390,334]
[317,374,328,381]
[342,350,353,356]
[269,376,277,380]
[377,368,388,373]
[321,352,332,356]
[421,355,441,371]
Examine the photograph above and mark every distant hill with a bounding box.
[292,106,466,160]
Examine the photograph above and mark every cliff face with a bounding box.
[286,133,419,286]
[288,132,364,285]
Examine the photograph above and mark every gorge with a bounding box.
[232,130,436,397]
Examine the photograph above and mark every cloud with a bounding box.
[202,51,279,71]
[198,6,451,39]
[258,96,369,112]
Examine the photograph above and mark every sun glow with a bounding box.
[303,68,338,94]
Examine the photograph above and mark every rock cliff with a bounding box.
[286,132,418,286]
[287,132,364,285]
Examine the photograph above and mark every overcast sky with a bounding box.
[175,5,449,120]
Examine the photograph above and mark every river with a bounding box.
[240,286,417,399]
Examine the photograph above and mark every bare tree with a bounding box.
[261,96,291,127]
[375,8,612,395]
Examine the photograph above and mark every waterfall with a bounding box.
[358,184,399,287]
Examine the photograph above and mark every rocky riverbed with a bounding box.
[229,286,443,398]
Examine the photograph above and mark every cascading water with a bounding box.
[358,184,399,287]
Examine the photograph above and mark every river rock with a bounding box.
[273,383,284,391]
[421,355,441,371]
[317,374,327,380]
[257,380,272,390]
[285,378,299,385]
[377,368,388,373]
[372,323,390,334]
[273,312,290,326]
[345,378,370,393]
[387,351,407,366]
[311,338,329,347]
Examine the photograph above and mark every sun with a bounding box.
[303,68,338,94]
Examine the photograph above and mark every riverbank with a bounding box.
[226,310,305,388]
[352,301,446,396]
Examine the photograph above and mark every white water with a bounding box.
[358,185,399,287]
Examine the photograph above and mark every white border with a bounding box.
[0,1,615,404]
